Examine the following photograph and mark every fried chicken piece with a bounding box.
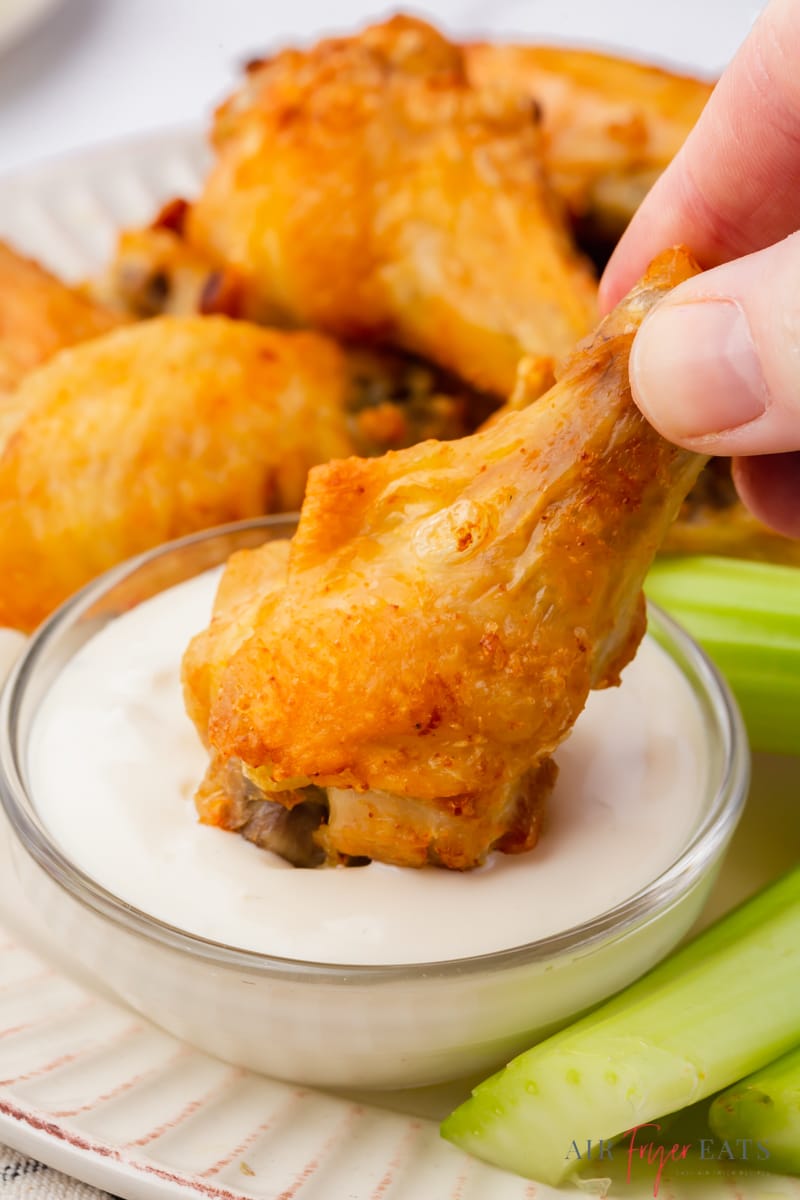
[88,199,495,437]
[465,44,712,241]
[184,248,707,870]
[184,538,552,869]
[494,372,798,567]
[0,240,120,405]
[185,16,597,396]
[0,320,331,629]
[0,314,479,632]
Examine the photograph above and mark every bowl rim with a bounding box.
[0,516,750,982]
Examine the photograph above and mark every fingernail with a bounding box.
[630,299,768,442]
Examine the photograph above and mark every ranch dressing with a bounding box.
[27,568,709,965]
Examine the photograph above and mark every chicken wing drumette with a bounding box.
[184,16,597,396]
[183,248,707,871]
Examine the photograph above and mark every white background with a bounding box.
[0,0,768,177]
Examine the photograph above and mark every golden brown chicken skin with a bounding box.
[465,44,713,240]
[87,202,491,443]
[0,317,357,632]
[0,314,480,632]
[185,16,597,396]
[0,240,119,404]
[184,539,553,870]
[184,249,707,871]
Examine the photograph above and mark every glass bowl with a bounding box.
[0,517,749,1090]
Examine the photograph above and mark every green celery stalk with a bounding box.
[709,1043,800,1174]
[441,866,800,1186]
[645,556,800,755]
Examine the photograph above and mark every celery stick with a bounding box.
[441,867,800,1185]
[645,556,800,755]
[709,1044,800,1174]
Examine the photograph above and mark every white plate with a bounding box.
[0,129,799,1200]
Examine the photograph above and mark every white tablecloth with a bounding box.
[0,1146,112,1200]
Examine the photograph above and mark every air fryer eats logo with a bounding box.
[565,1123,770,1197]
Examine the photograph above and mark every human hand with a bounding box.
[601,0,800,537]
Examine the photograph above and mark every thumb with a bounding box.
[629,233,800,456]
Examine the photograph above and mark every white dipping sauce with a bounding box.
[28,570,709,965]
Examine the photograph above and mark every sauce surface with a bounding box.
[28,569,709,965]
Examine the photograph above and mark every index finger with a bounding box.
[600,0,800,311]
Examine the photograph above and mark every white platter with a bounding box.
[0,128,798,1200]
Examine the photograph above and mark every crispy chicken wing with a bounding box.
[0,317,349,630]
[183,248,707,870]
[184,538,552,870]
[465,44,712,241]
[0,240,119,404]
[0,316,474,631]
[87,202,497,438]
[185,16,597,396]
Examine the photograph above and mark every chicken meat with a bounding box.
[0,315,473,631]
[184,15,597,396]
[183,248,707,870]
